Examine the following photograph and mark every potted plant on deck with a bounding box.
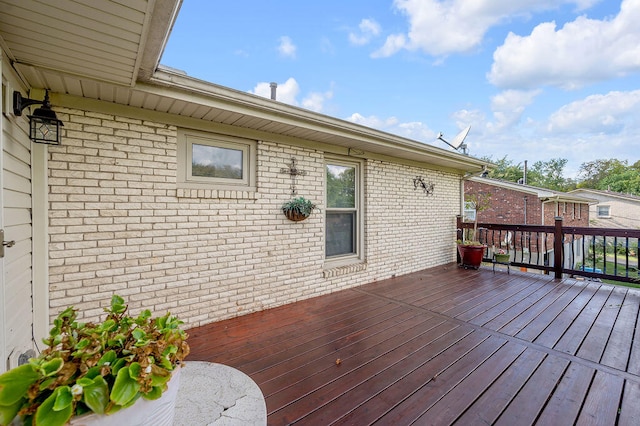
[282,196,317,222]
[457,193,491,269]
[0,295,189,426]
[493,248,511,264]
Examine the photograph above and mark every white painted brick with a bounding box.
[48,110,462,327]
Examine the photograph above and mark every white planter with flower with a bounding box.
[0,295,189,426]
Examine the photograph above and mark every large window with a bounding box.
[177,129,256,190]
[326,158,362,261]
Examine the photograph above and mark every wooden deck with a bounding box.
[186,264,640,425]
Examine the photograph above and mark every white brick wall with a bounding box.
[47,108,462,327]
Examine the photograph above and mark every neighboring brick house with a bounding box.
[464,176,593,268]
[569,188,640,229]
[0,1,487,371]
[465,176,592,228]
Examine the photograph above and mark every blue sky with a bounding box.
[161,0,640,178]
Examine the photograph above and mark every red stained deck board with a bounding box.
[186,264,640,425]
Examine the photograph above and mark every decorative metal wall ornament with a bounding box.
[413,176,435,195]
[280,158,307,195]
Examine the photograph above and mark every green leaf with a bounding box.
[0,397,24,425]
[150,370,170,388]
[84,366,101,380]
[128,362,141,379]
[0,363,40,405]
[110,366,140,406]
[35,387,73,426]
[41,358,64,377]
[110,295,126,314]
[52,386,73,411]
[76,377,94,387]
[83,376,109,415]
[111,358,126,375]
[39,376,56,391]
[74,338,90,350]
[97,350,116,366]
[97,319,116,332]
[142,385,163,400]
[132,328,146,340]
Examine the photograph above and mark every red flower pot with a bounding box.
[457,244,486,269]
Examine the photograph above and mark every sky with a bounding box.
[160,0,640,179]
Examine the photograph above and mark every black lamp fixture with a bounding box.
[13,90,63,145]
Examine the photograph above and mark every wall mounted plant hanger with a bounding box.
[413,176,435,195]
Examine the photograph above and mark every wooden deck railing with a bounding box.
[456,216,640,283]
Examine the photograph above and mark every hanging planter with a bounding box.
[282,197,317,222]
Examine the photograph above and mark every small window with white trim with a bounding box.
[177,129,256,191]
[597,205,611,218]
[463,201,476,222]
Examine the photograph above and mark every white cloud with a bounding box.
[346,113,438,141]
[488,0,640,89]
[349,18,381,46]
[371,34,407,58]
[249,78,334,113]
[488,89,541,132]
[372,0,596,58]
[302,87,334,113]
[277,36,297,58]
[249,78,300,104]
[546,90,640,133]
[346,113,399,129]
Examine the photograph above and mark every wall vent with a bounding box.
[7,348,36,370]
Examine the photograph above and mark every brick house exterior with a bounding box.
[569,188,640,229]
[465,177,591,228]
[0,1,488,370]
[46,110,466,326]
[464,177,593,269]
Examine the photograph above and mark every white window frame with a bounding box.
[597,205,611,218]
[463,201,476,222]
[324,156,365,266]
[177,129,256,191]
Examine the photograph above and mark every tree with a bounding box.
[480,156,523,182]
[526,158,574,191]
[576,158,640,195]
[577,159,628,189]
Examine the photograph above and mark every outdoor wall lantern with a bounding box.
[13,90,63,145]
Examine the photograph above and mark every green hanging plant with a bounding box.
[282,197,318,221]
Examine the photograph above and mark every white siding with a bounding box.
[1,53,35,372]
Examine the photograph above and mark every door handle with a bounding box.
[0,229,15,258]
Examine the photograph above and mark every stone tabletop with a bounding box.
[174,361,266,425]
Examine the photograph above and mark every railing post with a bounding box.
[554,217,563,279]
[456,216,462,264]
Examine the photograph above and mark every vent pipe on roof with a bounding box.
[523,160,527,185]
[270,82,277,100]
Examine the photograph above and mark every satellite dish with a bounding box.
[437,125,471,155]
